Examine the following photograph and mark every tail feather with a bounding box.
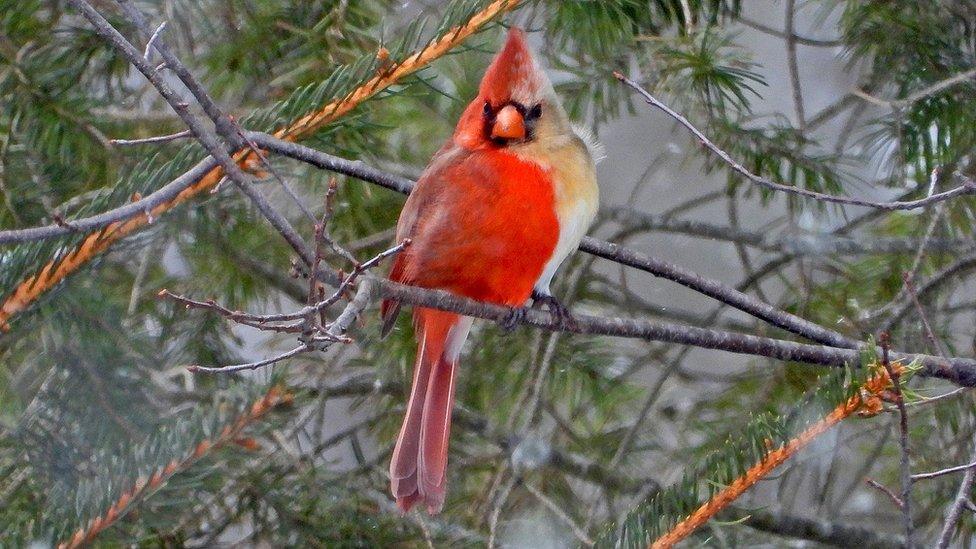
[390,308,472,514]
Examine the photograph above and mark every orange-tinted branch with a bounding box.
[650,366,899,549]
[56,386,291,549]
[0,0,523,331]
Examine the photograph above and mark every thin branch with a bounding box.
[142,20,166,59]
[607,206,972,255]
[110,129,191,146]
[912,460,976,481]
[880,332,915,545]
[188,344,310,374]
[783,0,806,131]
[524,482,594,546]
[157,290,306,333]
[353,272,976,386]
[0,155,218,245]
[902,272,948,357]
[936,430,976,547]
[853,68,976,110]
[882,252,976,331]
[736,16,844,47]
[864,478,904,509]
[718,505,907,548]
[614,72,976,210]
[160,241,406,332]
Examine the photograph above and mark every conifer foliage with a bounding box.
[2,0,976,546]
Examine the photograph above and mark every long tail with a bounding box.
[390,307,472,514]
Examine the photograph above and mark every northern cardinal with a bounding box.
[381,27,599,514]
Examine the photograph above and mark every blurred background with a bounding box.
[2,0,975,546]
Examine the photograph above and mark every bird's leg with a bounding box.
[531,290,574,327]
[498,306,527,333]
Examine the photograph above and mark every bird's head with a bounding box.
[454,27,571,152]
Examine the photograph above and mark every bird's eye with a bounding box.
[482,101,492,116]
[527,104,542,120]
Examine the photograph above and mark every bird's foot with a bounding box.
[533,292,575,328]
[499,306,527,333]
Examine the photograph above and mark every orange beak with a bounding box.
[490,105,526,141]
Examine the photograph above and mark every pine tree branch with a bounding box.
[55,386,292,549]
[614,72,976,211]
[649,366,899,548]
[67,0,315,266]
[0,0,523,331]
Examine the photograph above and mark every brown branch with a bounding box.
[650,366,897,548]
[110,129,191,146]
[882,252,976,332]
[717,505,907,548]
[937,431,976,547]
[0,0,522,330]
[912,460,976,481]
[866,478,905,510]
[880,332,915,545]
[614,72,976,211]
[853,68,976,110]
[55,386,291,549]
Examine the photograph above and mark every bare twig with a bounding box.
[188,344,311,374]
[110,129,191,146]
[736,16,843,47]
[936,431,976,547]
[865,478,905,510]
[882,252,976,331]
[614,72,976,211]
[853,68,976,110]
[142,20,166,59]
[784,0,806,130]
[902,273,948,357]
[912,460,976,481]
[0,155,218,245]
[717,505,907,548]
[880,332,914,545]
[524,482,594,546]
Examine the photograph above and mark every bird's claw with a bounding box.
[499,306,527,333]
[533,293,575,328]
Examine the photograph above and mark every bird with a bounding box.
[381,27,599,514]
